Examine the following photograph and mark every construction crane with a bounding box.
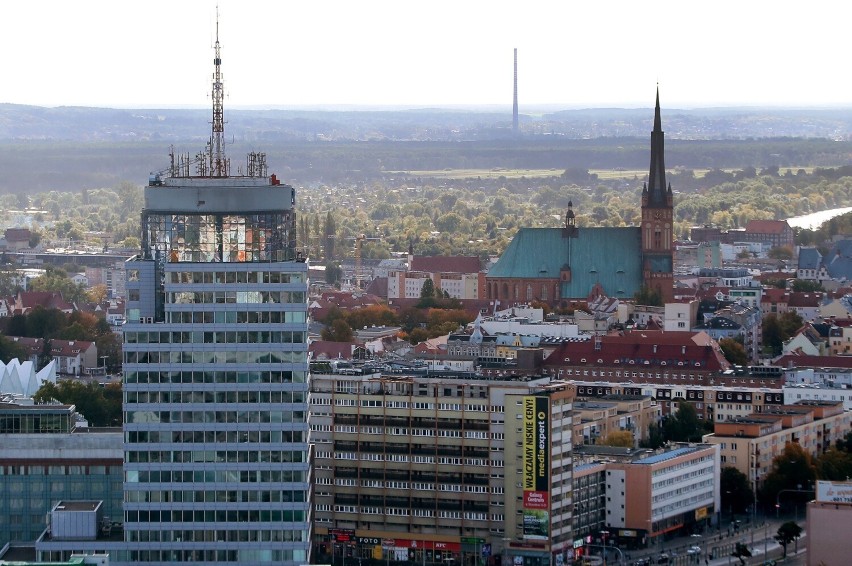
[346,234,382,289]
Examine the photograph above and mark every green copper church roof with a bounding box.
[488,227,643,299]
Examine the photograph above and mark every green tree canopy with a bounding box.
[662,400,706,443]
[0,334,28,363]
[320,319,355,342]
[774,521,802,558]
[32,380,121,427]
[759,442,817,508]
[720,466,754,516]
[601,430,634,448]
[719,337,748,365]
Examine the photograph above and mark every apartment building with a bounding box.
[572,395,660,448]
[309,370,575,566]
[702,401,852,493]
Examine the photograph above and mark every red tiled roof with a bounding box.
[16,291,74,312]
[4,228,31,242]
[787,292,823,308]
[757,271,794,281]
[745,220,789,234]
[7,337,95,357]
[696,286,729,300]
[761,288,789,303]
[410,256,481,274]
[365,277,388,298]
[309,341,355,360]
[542,331,730,371]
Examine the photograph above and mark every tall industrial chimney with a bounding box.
[512,48,519,134]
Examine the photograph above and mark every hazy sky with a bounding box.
[2,0,849,109]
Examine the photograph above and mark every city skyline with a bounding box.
[2,0,851,109]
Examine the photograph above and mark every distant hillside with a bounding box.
[0,104,850,193]
[2,103,851,142]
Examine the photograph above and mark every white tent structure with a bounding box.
[0,359,57,398]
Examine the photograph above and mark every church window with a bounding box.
[541,286,548,301]
[654,228,662,249]
[526,285,533,301]
[513,285,519,300]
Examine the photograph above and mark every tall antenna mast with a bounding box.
[211,8,226,177]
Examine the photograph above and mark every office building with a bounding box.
[308,369,574,566]
[0,403,122,547]
[120,23,311,565]
[574,443,720,549]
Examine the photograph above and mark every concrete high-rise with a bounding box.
[120,20,312,566]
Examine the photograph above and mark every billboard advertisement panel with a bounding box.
[522,395,549,540]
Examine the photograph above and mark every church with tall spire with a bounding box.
[640,86,675,303]
[486,89,675,306]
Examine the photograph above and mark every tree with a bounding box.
[759,442,817,509]
[0,334,28,363]
[86,284,108,304]
[774,521,802,558]
[601,430,633,448]
[320,319,354,342]
[815,448,852,481]
[24,306,67,339]
[33,380,118,427]
[419,279,436,299]
[835,430,852,452]
[37,339,53,371]
[778,311,804,337]
[346,305,399,331]
[761,314,784,356]
[720,467,754,516]
[662,400,704,442]
[768,246,794,260]
[325,263,343,285]
[324,211,337,260]
[731,542,751,565]
[791,279,823,292]
[634,285,662,307]
[639,422,665,449]
[761,311,803,356]
[719,337,748,365]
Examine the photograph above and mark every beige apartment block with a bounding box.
[572,395,661,447]
[703,401,851,493]
[309,370,575,566]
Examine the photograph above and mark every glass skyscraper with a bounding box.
[121,24,312,566]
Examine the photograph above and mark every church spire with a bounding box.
[646,85,668,207]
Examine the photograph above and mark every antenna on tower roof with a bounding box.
[210,6,228,177]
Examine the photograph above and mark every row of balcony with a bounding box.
[333,494,489,512]
[333,467,490,485]
[333,441,489,459]
[333,415,489,430]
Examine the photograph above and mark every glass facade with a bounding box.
[0,407,74,434]
[143,213,294,264]
[0,462,123,544]
[122,179,311,565]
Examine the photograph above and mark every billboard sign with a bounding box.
[522,395,550,540]
[816,480,852,504]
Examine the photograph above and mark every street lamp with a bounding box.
[775,485,815,518]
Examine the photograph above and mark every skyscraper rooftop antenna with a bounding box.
[211,7,227,177]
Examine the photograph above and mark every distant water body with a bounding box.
[787,207,852,230]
